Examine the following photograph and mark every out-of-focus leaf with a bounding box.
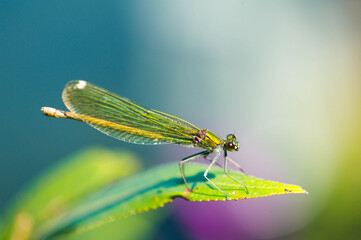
[62,211,163,240]
[37,162,307,239]
[0,147,142,240]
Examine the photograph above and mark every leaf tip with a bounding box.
[283,186,308,195]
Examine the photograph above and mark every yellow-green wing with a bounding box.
[62,80,200,146]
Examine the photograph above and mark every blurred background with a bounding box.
[1,0,360,239]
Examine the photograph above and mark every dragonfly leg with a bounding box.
[204,150,228,199]
[180,150,210,190]
[204,154,223,168]
[227,156,247,175]
[224,156,249,194]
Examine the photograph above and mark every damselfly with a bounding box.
[41,80,248,198]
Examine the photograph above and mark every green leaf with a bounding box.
[35,162,307,239]
[61,211,164,240]
[0,147,142,240]
[1,148,307,240]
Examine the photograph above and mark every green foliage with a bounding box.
[0,148,307,240]
[61,211,163,240]
[0,147,142,240]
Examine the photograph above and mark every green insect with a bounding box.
[41,80,248,198]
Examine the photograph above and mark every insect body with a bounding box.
[41,80,248,198]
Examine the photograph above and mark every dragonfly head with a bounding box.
[224,134,240,152]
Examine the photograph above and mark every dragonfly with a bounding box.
[41,80,248,198]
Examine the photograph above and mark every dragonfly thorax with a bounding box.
[224,134,240,152]
[193,129,222,151]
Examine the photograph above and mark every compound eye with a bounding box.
[226,141,236,151]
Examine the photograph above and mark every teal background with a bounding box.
[1,1,361,239]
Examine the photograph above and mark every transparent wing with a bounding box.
[62,80,200,146]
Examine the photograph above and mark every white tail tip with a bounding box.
[41,107,67,118]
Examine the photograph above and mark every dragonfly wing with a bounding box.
[62,80,200,146]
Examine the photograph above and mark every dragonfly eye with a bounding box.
[225,134,240,151]
[234,142,240,150]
